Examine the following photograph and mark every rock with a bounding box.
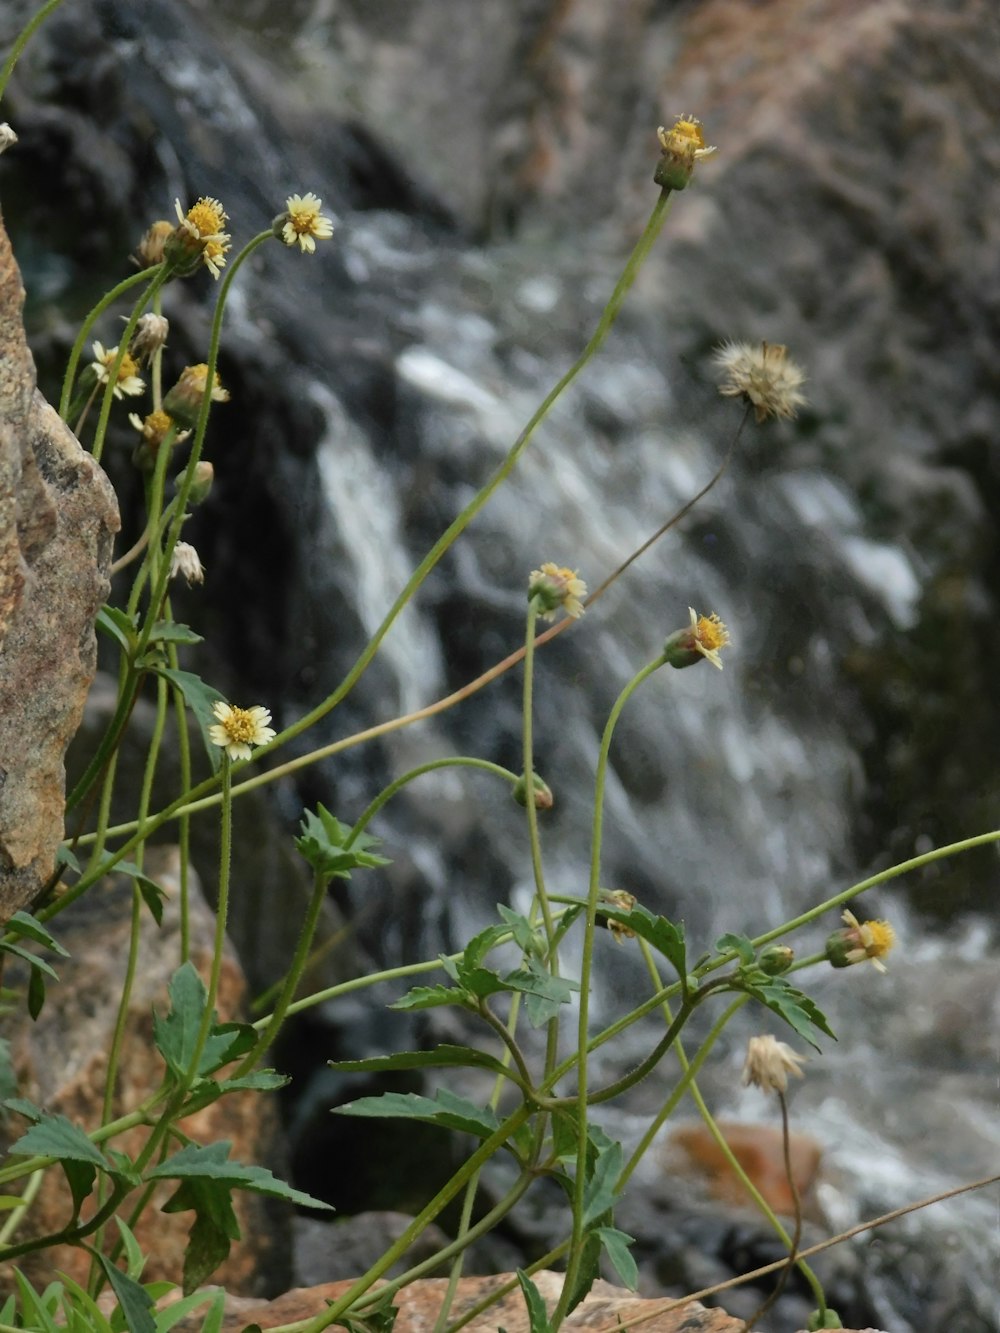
[0,847,289,1296]
[666,1122,824,1219]
[293,1212,451,1286]
[0,211,119,917]
[166,1271,749,1333]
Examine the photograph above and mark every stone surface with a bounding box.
[0,847,287,1296]
[168,1271,751,1333]
[666,1122,824,1218]
[0,211,119,917]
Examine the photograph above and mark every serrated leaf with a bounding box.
[96,605,137,655]
[496,905,540,955]
[389,984,468,1012]
[295,805,390,881]
[8,1113,109,1168]
[515,1270,552,1333]
[333,1088,500,1140]
[504,963,578,1027]
[562,1232,602,1316]
[116,863,167,926]
[595,1227,638,1289]
[215,1070,289,1093]
[3,1096,43,1121]
[152,668,227,773]
[715,932,756,966]
[461,924,510,973]
[598,905,686,976]
[582,1139,622,1228]
[152,963,236,1080]
[88,1251,155,1333]
[741,975,836,1050]
[7,913,69,957]
[147,620,204,646]
[148,1140,332,1210]
[328,1045,511,1079]
[457,966,507,1000]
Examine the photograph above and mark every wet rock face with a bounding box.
[0,214,119,916]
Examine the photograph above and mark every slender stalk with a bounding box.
[58,269,158,420]
[521,602,556,948]
[0,0,70,102]
[347,757,518,847]
[738,1092,804,1333]
[90,269,170,463]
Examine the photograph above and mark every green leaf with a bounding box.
[328,1045,511,1079]
[152,668,227,773]
[88,1251,155,1333]
[333,1088,500,1139]
[594,1227,638,1290]
[561,1232,602,1316]
[715,932,756,966]
[461,923,510,972]
[295,805,390,881]
[582,1139,622,1228]
[146,620,204,646]
[62,1159,98,1219]
[496,905,540,955]
[152,963,236,1080]
[13,1269,60,1333]
[3,1096,43,1121]
[456,966,507,1000]
[148,1140,333,1210]
[0,941,59,979]
[96,605,137,655]
[113,1216,147,1280]
[389,984,468,1012]
[741,974,836,1050]
[503,962,579,1027]
[515,1270,552,1333]
[154,1288,225,1333]
[215,1070,289,1094]
[55,844,81,875]
[8,1113,110,1169]
[116,863,168,926]
[27,966,46,1020]
[598,905,686,977]
[7,913,69,957]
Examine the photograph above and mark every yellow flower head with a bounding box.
[276,192,335,254]
[128,408,188,450]
[839,910,896,973]
[688,607,731,670]
[162,363,230,428]
[169,196,232,278]
[654,115,717,190]
[208,701,276,762]
[528,563,587,622]
[91,342,146,399]
[714,341,807,423]
[742,1035,807,1095]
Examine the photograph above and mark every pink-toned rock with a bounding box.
[0,847,284,1296]
[666,1121,823,1218]
[0,210,119,917]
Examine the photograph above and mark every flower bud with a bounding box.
[513,773,554,810]
[664,607,731,670]
[654,116,716,191]
[528,563,587,622]
[758,945,794,976]
[186,461,215,505]
[162,363,230,428]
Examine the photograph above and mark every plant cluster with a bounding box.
[0,9,997,1333]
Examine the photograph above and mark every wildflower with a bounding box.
[654,115,716,190]
[274,192,335,253]
[664,608,731,671]
[127,313,170,365]
[714,341,806,423]
[91,342,146,399]
[528,563,587,622]
[758,944,795,976]
[602,889,637,943]
[825,909,896,973]
[169,542,205,586]
[513,773,554,810]
[129,408,187,450]
[742,1035,807,1095]
[208,701,276,762]
[162,363,230,428]
[134,220,174,268]
[166,196,231,278]
[0,123,18,156]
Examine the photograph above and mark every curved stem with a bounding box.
[58,269,159,420]
[347,757,518,847]
[0,0,68,100]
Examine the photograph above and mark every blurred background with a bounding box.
[2,1,998,1328]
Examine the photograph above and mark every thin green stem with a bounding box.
[347,757,518,847]
[0,0,69,103]
[0,1169,43,1247]
[90,269,170,463]
[521,601,556,948]
[58,268,157,420]
[556,650,666,1323]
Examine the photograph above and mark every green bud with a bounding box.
[758,944,794,976]
[513,773,553,810]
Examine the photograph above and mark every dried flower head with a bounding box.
[742,1035,807,1095]
[169,542,205,586]
[134,220,174,268]
[528,563,587,622]
[127,313,170,365]
[162,363,230,428]
[275,192,335,253]
[0,123,18,156]
[654,115,716,190]
[603,889,638,943]
[714,341,806,423]
[208,701,276,762]
[826,909,896,973]
[90,342,146,399]
[168,196,231,278]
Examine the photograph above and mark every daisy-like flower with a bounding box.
[168,196,231,278]
[655,115,716,190]
[714,341,807,423]
[528,563,587,622]
[275,192,335,254]
[162,363,230,428]
[208,701,276,762]
[169,542,205,586]
[690,607,730,669]
[91,342,146,399]
[742,1035,807,1095]
[826,909,896,973]
[128,408,188,450]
